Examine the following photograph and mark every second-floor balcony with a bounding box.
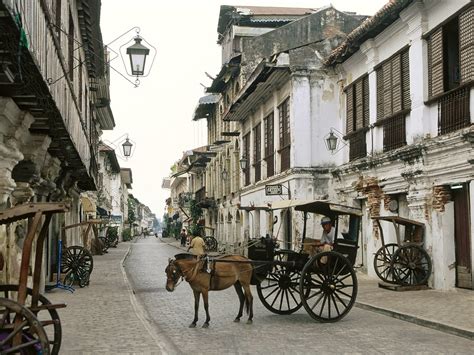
[438,85,471,135]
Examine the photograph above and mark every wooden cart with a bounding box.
[372,216,432,287]
[0,202,70,355]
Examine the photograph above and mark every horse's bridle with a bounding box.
[167,259,184,288]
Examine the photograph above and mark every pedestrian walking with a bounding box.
[187,234,205,256]
[180,229,187,247]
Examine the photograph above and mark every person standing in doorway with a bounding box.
[180,229,187,247]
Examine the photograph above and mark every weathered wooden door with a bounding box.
[453,185,472,289]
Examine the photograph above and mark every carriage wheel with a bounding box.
[0,298,50,354]
[373,243,399,284]
[0,285,61,355]
[257,262,303,315]
[299,251,357,323]
[391,245,432,286]
[204,237,218,252]
[62,246,93,287]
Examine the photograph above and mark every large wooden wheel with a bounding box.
[391,245,432,286]
[0,285,61,355]
[0,298,50,354]
[299,251,357,322]
[373,243,399,284]
[256,263,303,315]
[62,246,93,287]
[204,237,218,252]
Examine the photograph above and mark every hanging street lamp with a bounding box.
[122,138,133,157]
[325,131,338,152]
[239,156,248,171]
[126,37,150,76]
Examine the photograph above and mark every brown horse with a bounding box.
[165,254,254,328]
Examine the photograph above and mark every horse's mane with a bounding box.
[176,259,202,282]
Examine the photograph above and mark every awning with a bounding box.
[81,197,96,213]
[238,204,270,211]
[96,206,109,218]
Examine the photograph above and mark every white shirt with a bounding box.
[321,227,335,244]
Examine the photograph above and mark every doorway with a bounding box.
[452,184,472,289]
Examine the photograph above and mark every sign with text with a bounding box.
[265,184,283,196]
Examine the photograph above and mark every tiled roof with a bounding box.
[324,0,413,66]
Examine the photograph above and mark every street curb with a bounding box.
[354,301,473,340]
[120,243,180,354]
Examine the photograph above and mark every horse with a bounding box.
[165,254,254,328]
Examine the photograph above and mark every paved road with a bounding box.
[125,238,473,354]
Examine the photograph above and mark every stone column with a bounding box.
[291,70,311,168]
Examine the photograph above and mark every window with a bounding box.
[264,113,275,178]
[253,123,261,183]
[345,75,369,160]
[278,98,290,171]
[242,133,250,186]
[375,49,410,151]
[427,6,472,134]
[68,12,74,81]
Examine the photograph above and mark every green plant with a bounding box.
[122,228,132,241]
[188,200,203,236]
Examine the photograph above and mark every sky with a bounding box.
[100,0,387,219]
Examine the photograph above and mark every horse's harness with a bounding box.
[167,260,184,288]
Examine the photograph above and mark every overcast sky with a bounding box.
[100,0,387,218]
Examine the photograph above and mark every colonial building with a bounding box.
[324,0,473,290]
[0,0,114,286]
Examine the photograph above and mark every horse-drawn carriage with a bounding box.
[166,200,362,325]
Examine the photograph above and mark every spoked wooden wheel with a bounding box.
[204,237,218,252]
[373,243,399,284]
[391,245,432,286]
[62,246,93,287]
[0,285,60,355]
[299,251,357,322]
[0,298,50,354]
[257,261,303,315]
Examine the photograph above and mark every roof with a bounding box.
[206,55,241,93]
[217,5,318,41]
[324,0,414,66]
[372,215,424,227]
[193,94,221,121]
[268,200,362,216]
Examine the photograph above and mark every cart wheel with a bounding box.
[0,298,50,354]
[299,251,357,322]
[62,246,93,287]
[256,262,303,315]
[0,285,61,355]
[204,237,218,252]
[391,245,432,286]
[373,243,399,284]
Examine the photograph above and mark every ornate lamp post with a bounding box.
[126,37,150,76]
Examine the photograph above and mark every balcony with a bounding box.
[438,85,471,135]
[383,113,406,152]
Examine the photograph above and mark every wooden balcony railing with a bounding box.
[383,114,406,152]
[438,86,471,135]
[348,130,367,161]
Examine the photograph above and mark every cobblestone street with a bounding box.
[124,238,473,354]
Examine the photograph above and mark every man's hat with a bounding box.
[321,217,332,225]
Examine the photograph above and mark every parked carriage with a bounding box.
[372,216,432,286]
[0,203,70,354]
[246,200,362,322]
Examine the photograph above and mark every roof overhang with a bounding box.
[193,94,221,121]
[120,168,133,188]
[224,63,290,122]
[206,56,241,93]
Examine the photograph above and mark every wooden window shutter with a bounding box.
[401,50,411,109]
[363,76,370,127]
[355,80,364,130]
[346,86,354,134]
[382,62,393,116]
[391,55,402,113]
[459,6,474,84]
[428,27,444,97]
[376,69,384,120]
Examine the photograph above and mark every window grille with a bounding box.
[345,75,369,160]
[264,113,275,178]
[278,98,290,171]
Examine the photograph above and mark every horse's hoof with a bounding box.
[246,320,253,325]
[202,323,209,328]
[234,318,240,323]
[189,323,196,328]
